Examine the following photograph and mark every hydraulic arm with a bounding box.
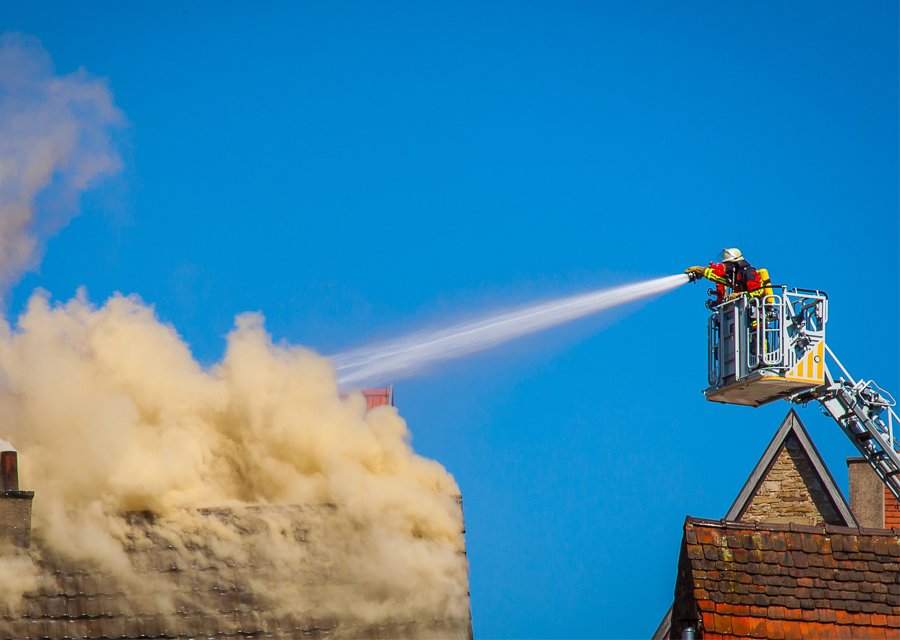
[704,285,900,499]
[795,348,900,500]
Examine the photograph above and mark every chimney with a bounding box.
[1,451,19,491]
[847,457,900,529]
[0,450,34,549]
[362,386,394,410]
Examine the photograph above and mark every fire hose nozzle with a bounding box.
[686,271,702,283]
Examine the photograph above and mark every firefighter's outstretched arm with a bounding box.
[685,264,728,284]
[684,266,705,282]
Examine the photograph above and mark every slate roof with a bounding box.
[0,505,472,640]
[670,517,900,639]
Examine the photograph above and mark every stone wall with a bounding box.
[0,490,34,549]
[740,435,840,525]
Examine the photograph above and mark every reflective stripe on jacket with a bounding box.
[703,264,728,285]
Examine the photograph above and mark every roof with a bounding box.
[0,504,472,640]
[670,517,900,639]
[654,410,866,640]
[725,409,857,527]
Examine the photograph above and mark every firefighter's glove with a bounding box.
[725,292,742,301]
[684,266,705,282]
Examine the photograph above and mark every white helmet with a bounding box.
[716,247,743,263]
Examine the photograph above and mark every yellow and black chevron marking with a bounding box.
[786,340,825,383]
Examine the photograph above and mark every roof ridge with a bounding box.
[684,515,900,536]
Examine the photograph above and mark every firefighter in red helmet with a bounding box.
[685,248,764,307]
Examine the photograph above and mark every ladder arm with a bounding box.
[791,344,900,501]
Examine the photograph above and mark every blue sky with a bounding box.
[2,2,898,638]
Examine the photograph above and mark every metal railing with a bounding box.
[749,287,827,373]
[748,293,784,370]
[708,286,828,389]
[707,312,719,387]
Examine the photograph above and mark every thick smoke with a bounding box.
[0,293,467,621]
[0,35,468,624]
[0,33,123,294]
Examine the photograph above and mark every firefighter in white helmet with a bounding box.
[685,248,765,307]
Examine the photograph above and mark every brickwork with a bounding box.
[740,435,841,526]
[885,485,900,529]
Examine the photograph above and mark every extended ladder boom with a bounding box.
[793,346,900,500]
[703,285,900,500]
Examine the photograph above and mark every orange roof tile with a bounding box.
[669,517,900,639]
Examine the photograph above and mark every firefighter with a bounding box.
[684,248,764,306]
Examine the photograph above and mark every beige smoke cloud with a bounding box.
[0,34,468,626]
[0,292,467,621]
[0,33,123,294]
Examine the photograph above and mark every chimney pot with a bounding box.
[0,451,17,492]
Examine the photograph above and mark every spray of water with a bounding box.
[334,274,689,386]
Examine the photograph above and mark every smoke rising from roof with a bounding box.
[0,33,123,294]
[0,35,468,625]
[0,293,467,621]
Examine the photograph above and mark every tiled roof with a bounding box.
[0,505,472,640]
[671,516,900,639]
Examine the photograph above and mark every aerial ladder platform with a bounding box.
[704,286,900,500]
